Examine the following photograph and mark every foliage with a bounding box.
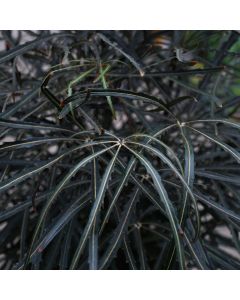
[0,30,240,269]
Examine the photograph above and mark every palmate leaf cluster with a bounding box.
[0,30,240,269]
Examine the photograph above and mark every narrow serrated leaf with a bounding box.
[98,32,145,76]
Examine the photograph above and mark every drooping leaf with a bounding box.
[123,144,185,269]
[70,145,121,269]
[99,187,140,270]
